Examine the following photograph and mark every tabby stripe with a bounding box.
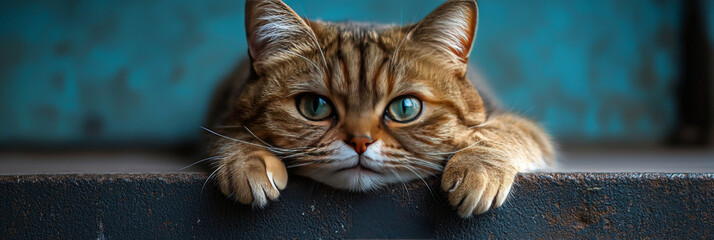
[375,37,390,54]
[410,132,436,145]
[386,66,395,95]
[358,39,368,100]
[372,57,388,104]
[336,33,350,97]
[320,46,331,91]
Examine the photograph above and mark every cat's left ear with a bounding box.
[410,0,478,77]
[245,0,322,76]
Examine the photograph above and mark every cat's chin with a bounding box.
[296,167,387,192]
[297,165,428,192]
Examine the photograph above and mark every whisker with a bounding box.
[391,20,418,71]
[213,125,244,129]
[404,156,444,171]
[201,126,270,149]
[277,49,321,71]
[243,126,274,148]
[388,168,411,201]
[281,152,307,160]
[286,162,317,169]
[424,139,485,157]
[179,156,222,171]
[243,126,314,154]
[285,150,340,168]
[403,164,435,197]
[202,126,306,155]
[202,166,221,195]
[287,156,337,167]
[303,23,329,70]
[278,146,323,159]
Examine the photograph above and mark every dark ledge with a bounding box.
[1,173,713,239]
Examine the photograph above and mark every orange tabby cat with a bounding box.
[207,0,555,217]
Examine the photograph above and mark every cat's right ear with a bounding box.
[409,0,478,77]
[245,0,322,76]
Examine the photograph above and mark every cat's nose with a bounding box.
[349,136,374,155]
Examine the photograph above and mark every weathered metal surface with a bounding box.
[1,173,712,239]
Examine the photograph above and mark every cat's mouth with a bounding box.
[335,162,381,174]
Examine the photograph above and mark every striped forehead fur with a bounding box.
[245,0,486,125]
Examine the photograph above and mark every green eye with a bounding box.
[297,94,333,121]
[387,96,422,122]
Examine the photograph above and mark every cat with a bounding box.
[206,0,555,218]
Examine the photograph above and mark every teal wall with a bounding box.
[0,0,692,146]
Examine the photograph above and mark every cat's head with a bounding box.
[233,0,486,191]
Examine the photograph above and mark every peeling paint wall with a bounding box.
[0,0,693,146]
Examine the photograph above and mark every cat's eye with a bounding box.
[386,96,422,123]
[297,94,333,121]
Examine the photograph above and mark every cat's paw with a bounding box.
[441,161,517,218]
[216,150,287,208]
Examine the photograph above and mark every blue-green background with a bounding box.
[0,0,710,146]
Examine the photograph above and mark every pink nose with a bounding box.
[349,136,374,154]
